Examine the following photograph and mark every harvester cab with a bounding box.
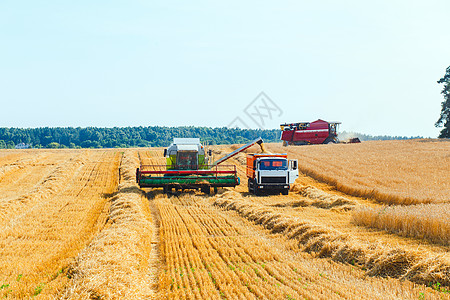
[164,138,208,170]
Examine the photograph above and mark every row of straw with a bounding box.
[214,191,450,288]
[61,151,155,299]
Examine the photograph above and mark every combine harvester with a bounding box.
[280,119,341,145]
[136,137,264,194]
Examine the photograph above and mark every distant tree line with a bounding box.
[0,126,429,149]
[339,131,424,142]
[0,127,280,149]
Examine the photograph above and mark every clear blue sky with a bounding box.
[1,1,449,137]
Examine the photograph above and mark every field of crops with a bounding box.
[268,140,450,205]
[0,139,449,299]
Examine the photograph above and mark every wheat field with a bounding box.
[0,149,120,298]
[0,140,449,299]
[351,203,450,246]
[266,139,450,205]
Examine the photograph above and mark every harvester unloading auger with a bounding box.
[136,137,263,194]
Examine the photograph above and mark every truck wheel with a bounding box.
[282,190,289,195]
[248,178,253,193]
[253,179,260,195]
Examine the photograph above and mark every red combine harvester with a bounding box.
[280,119,341,146]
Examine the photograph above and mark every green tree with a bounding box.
[47,142,60,149]
[436,66,450,138]
[6,141,15,149]
[0,140,5,149]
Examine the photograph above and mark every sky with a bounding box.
[1,1,449,137]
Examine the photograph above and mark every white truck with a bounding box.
[246,153,298,195]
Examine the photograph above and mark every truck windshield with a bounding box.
[259,159,287,171]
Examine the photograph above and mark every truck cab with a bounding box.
[246,153,298,195]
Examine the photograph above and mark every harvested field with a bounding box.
[1,140,449,299]
[61,150,156,299]
[155,193,440,299]
[0,149,120,298]
[213,192,450,287]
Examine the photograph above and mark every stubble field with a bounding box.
[0,139,449,299]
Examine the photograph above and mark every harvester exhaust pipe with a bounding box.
[212,137,264,166]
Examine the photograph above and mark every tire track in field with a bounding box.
[147,198,162,296]
[141,148,164,297]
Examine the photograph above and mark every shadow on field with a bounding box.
[145,189,162,200]
[144,188,219,200]
[102,186,145,199]
[102,191,118,199]
[119,186,145,196]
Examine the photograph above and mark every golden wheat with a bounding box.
[268,139,450,205]
[0,152,86,224]
[286,183,356,210]
[213,191,450,288]
[0,150,120,298]
[352,203,450,246]
[145,189,447,299]
[160,193,371,299]
[0,150,79,216]
[61,150,155,300]
[1,145,449,299]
